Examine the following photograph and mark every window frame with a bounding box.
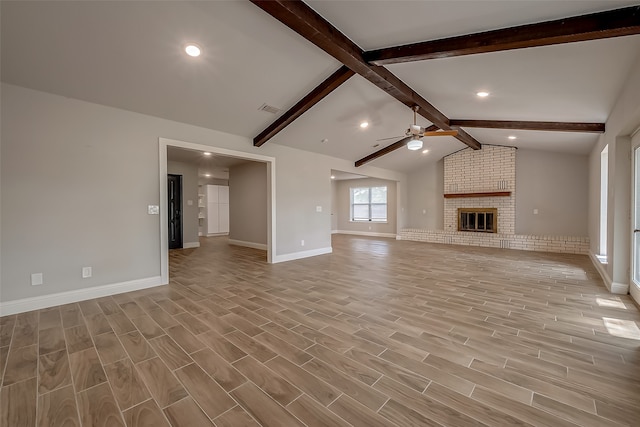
[350,186,388,222]
[599,144,608,261]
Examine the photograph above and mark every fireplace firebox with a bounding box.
[458,208,497,233]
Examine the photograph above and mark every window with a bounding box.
[600,145,608,260]
[350,186,387,222]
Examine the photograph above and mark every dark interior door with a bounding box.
[168,174,183,249]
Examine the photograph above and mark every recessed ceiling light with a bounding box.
[360,122,369,129]
[204,173,211,177]
[508,135,517,140]
[185,43,202,57]
[203,152,212,156]
[330,175,336,180]
[476,91,490,98]
[422,149,430,154]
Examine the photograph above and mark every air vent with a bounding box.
[258,103,282,114]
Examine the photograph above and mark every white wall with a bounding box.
[335,177,398,236]
[167,161,199,246]
[588,52,640,297]
[515,149,588,236]
[0,83,407,304]
[406,160,444,230]
[199,177,228,186]
[229,161,267,246]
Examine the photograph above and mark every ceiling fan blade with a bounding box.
[355,136,413,167]
[422,130,458,137]
[376,135,405,141]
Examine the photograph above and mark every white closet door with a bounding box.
[208,203,219,233]
[219,203,229,233]
[207,185,218,203]
[218,186,229,204]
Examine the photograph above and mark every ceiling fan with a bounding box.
[378,106,458,151]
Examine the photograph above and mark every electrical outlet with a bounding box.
[316,206,322,212]
[82,267,92,278]
[31,273,43,286]
[301,240,305,246]
[148,205,159,215]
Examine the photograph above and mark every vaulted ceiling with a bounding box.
[2,1,640,173]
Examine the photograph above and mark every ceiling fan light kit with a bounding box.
[407,136,423,151]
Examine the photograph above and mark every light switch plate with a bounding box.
[148,205,159,215]
[82,267,92,278]
[316,206,322,212]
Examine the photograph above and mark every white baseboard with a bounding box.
[273,247,332,264]
[611,281,630,294]
[228,239,267,250]
[331,230,339,234]
[0,276,164,316]
[334,230,397,239]
[588,251,618,293]
[183,242,200,249]
[206,232,229,237]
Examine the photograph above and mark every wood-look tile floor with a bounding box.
[2,235,640,426]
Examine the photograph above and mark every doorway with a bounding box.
[168,174,183,249]
[631,130,640,303]
[159,137,277,285]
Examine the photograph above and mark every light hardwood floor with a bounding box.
[1,235,640,426]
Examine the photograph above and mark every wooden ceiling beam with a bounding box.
[355,125,439,167]
[365,5,640,65]
[449,120,605,133]
[250,0,481,151]
[355,137,412,168]
[253,66,355,147]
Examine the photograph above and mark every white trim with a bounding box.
[588,251,618,293]
[159,141,169,283]
[183,242,200,249]
[228,239,267,250]
[159,137,276,286]
[334,230,397,239]
[0,276,163,316]
[273,247,332,263]
[631,281,640,306]
[611,281,630,295]
[206,232,229,237]
[331,230,339,234]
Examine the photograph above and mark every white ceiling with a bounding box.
[331,170,369,181]
[2,1,640,174]
[167,146,248,179]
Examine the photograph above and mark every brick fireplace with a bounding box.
[399,145,589,254]
[444,145,516,234]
